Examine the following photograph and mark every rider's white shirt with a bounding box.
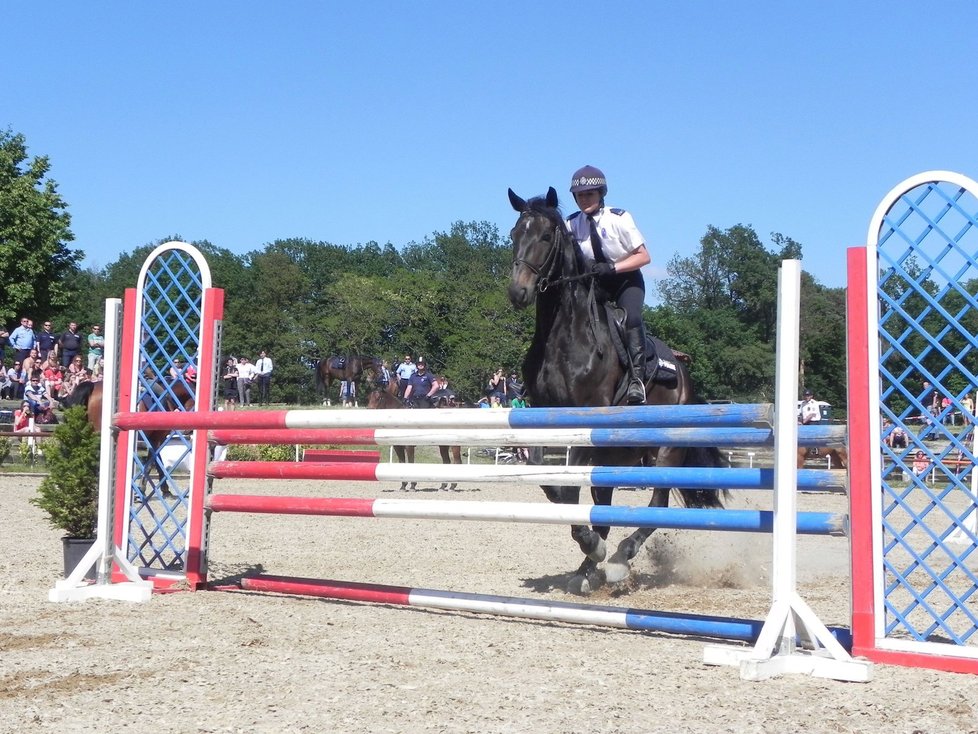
[566,206,646,264]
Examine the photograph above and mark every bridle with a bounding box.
[512,215,593,293]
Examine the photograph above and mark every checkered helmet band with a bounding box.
[570,165,607,194]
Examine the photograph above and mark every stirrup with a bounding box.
[626,379,646,405]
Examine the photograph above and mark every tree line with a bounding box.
[3,128,852,408]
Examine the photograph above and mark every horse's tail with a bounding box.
[314,360,324,391]
[676,445,729,509]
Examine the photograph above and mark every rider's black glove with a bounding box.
[590,262,615,277]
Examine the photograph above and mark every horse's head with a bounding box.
[507,187,571,309]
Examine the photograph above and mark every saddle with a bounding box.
[603,303,681,396]
[332,356,347,370]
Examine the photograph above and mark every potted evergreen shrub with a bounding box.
[30,406,100,577]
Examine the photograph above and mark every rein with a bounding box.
[513,222,594,293]
[514,216,604,353]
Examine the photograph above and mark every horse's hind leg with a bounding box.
[604,486,668,583]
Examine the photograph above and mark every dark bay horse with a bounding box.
[315,355,382,407]
[63,379,196,495]
[366,388,463,490]
[508,187,727,594]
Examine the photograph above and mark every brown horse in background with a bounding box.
[797,445,848,470]
[366,388,462,491]
[63,379,196,495]
[315,355,382,406]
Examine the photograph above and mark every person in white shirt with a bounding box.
[799,389,822,424]
[236,357,258,406]
[255,350,274,405]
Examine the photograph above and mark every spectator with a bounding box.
[506,370,525,402]
[403,359,436,405]
[24,371,52,418]
[255,350,274,405]
[510,393,528,409]
[0,359,11,399]
[963,394,975,419]
[36,320,58,362]
[236,357,256,406]
[0,325,9,359]
[912,450,929,475]
[8,317,36,364]
[222,357,238,410]
[13,400,32,433]
[477,397,491,408]
[487,367,507,403]
[22,347,41,377]
[395,354,417,397]
[58,321,83,367]
[799,389,821,424]
[87,324,104,371]
[6,361,26,400]
[375,359,393,391]
[42,355,64,400]
[60,355,87,398]
[490,395,503,408]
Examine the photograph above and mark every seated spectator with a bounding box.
[13,401,32,433]
[0,359,11,399]
[6,361,26,400]
[22,347,41,377]
[510,393,528,409]
[60,355,87,398]
[490,395,503,408]
[477,397,490,408]
[912,451,929,475]
[42,355,64,399]
[24,372,53,418]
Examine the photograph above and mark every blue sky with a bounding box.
[6,2,978,301]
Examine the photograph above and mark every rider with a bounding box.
[566,165,651,404]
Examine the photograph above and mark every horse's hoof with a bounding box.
[568,574,593,596]
[409,482,417,491]
[603,552,631,584]
[587,537,607,563]
[438,483,448,490]
[399,482,408,491]
[448,483,458,491]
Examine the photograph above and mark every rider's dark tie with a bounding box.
[588,216,608,263]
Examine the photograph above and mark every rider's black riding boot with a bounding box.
[624,327,647,405]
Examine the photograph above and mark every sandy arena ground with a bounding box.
[2,473,977,733]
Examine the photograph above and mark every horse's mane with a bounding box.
[524,195,588,278]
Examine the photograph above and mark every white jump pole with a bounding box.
[703,260,872,681]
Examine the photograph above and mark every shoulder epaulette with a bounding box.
[610,208,626,215]
[568,211,582,221]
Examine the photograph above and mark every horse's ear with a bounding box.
[508,188,527,212]
[546,186,559,209]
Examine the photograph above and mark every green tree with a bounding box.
[0,130,82,323]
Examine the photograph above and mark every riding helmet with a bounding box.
[569,165,608,196]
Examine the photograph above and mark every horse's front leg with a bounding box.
[604,486,669,584]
